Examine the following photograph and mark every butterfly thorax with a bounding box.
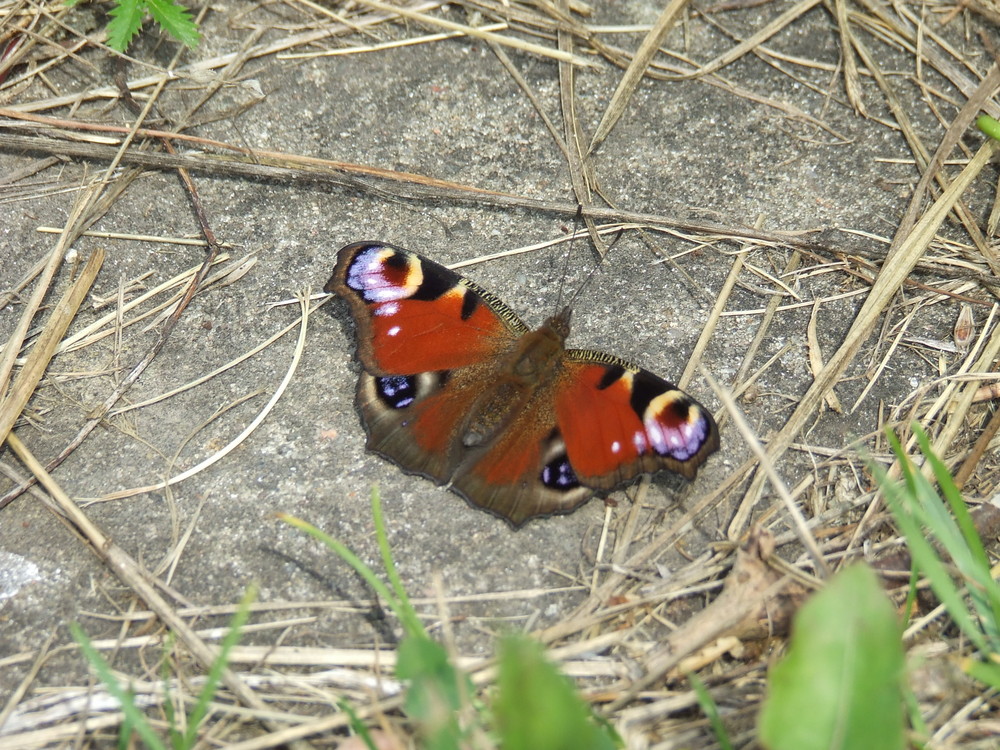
[460,312,569,450]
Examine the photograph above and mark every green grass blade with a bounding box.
[962,656,1000,690]
[901,566,919,631]
[689,671,733,750]
[912,427,1000,642]
[118,694,135,750]
[160,633,183,749]
[370,486,426,639]
[913,427,990,568]
[903,683,930,749]
[71,622,168,750]
[277,512,409,625]
[337,698,379,750]
[184,584,256,746]
[876,433,989,653]
[279,506,468,743]
[978,115,1000,142]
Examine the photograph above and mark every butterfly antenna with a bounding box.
[562,220,627,312]
[553,205,585,311]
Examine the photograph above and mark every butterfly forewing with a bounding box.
[555,354,719,488]
[327,242,527,375]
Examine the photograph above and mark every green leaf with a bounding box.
[397,635,465,749]
[495,634,618,750]
[144,0,200,48]
[396,635,454,687]
[758,564,905,750]
[106,0,146,52]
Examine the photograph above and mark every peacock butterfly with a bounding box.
[325,241,719,527]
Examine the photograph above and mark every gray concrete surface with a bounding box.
[0,0,984,727]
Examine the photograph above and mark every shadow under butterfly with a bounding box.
[325,241,719,527]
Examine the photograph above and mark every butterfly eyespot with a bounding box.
[640,394,709,460]
[347,247,423,303]
[375,375,417,409]
[541,455,580,491]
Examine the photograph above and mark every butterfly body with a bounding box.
[326,242,719,527]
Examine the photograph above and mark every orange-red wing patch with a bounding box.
[368,293,510,374]
[327,243,525,375]
[453,401,592,526]
[408,385,469,456]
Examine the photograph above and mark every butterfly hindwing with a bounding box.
[356,364,498,485]
[354,346,594,527]
[451,396,593,527]
[449,354,718,526]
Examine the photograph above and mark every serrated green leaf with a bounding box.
[145,0,200,48]
[106,0,146,52]
[758,564,905,750]
[496,634,618,750]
